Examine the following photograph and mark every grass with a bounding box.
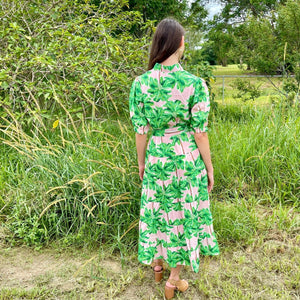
[0,201,299,299]
[0,102,299,250]
[213,64,253,76]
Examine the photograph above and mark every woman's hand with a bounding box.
[207,171,214,193]
[139,164,145,181]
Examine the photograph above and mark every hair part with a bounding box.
[148,18,185,70]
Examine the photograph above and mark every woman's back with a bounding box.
[130,62,211,157]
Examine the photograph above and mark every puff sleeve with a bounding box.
[129,77,150,135]
[190,78,210,133]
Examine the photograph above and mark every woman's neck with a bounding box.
[161,53,179,66]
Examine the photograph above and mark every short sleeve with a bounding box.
[190,78,210,133]
[129,77,150,135]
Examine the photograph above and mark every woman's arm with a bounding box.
[194,132,214,193]
[135,133,148,180]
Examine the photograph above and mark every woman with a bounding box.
[129,18,220,299]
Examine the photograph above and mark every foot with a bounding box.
[165,278,188,299]
[166,278,189,292]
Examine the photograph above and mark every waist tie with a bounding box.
[152,124,191,136]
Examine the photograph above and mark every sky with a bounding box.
[205,0,223,19]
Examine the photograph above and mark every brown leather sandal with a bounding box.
[151,261,165,282]
[165,279,189,299]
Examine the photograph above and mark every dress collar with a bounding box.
[153,62,183,73]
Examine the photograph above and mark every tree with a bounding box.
[125,0,208,29]
[219,0,286,20]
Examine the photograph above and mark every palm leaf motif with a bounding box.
[140,208,162,234]
[166,249,181,267]
[188,140,198,152]
[164,100,187,120]
[139,74,150,86]
[153,160,174,181]
[147,77,172,102]
[138,246,157,262]
[139,228,150,244]
[157,143,176,157]
[194,155,206,170]
[142,171,157,189]
[200,244,210,255]
[140,193,149,207]
[169,232,187,247]
[159,190,174,214]
[173,200,183,212]
[158,218,172,233]
[171,218,184,226]
[170,154,185,170]
[164,72,194,92]
[170,133,189,146]
[178,248,190,265]
[209,243,220,255]
[198,208,213,225]
[185,194,194,203]
[199,231,211,240]
[183,161,200,187]
[183,208,201,239]
[129,79,149,133]
[146,106,173,128]
[164,177,185,199]
[192,259,200,273]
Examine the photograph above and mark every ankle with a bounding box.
[168,276,180,282]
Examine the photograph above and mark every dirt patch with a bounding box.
[0,222,299,299]
[0,246,81,290]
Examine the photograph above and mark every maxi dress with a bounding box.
[129,62,220,273]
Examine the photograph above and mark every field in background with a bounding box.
[213,64,253,76]
[211,64,284,105]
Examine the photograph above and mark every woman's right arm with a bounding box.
[194,132,214,193]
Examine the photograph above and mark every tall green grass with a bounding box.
[0,103,299,249]
[211,104,300,205]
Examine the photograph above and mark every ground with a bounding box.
[0,221,299,300]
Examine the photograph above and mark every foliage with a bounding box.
[204,0,300,75]
[125,0,208,29]
[0,0,153,126]
[205,24,235,67]
[231,78,262,102]
[219,0,286,19]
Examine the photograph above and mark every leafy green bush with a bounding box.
[0,0,153,126]
[231,78,262,102]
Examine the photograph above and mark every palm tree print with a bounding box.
[130,62,220,273]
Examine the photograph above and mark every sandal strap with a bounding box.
[167,279,188,291]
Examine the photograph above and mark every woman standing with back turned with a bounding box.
[129,18,220,299]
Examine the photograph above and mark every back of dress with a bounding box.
[129,62,219,273]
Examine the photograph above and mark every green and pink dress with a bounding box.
[129,62,220,273]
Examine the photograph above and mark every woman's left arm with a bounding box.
[135,133,147,181]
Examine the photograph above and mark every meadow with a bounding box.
[212,65,285,106]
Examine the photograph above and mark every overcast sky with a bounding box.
[205,0,223,19]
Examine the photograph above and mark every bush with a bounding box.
[0,0,153,127]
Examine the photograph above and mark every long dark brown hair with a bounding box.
[148,18,185,70]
